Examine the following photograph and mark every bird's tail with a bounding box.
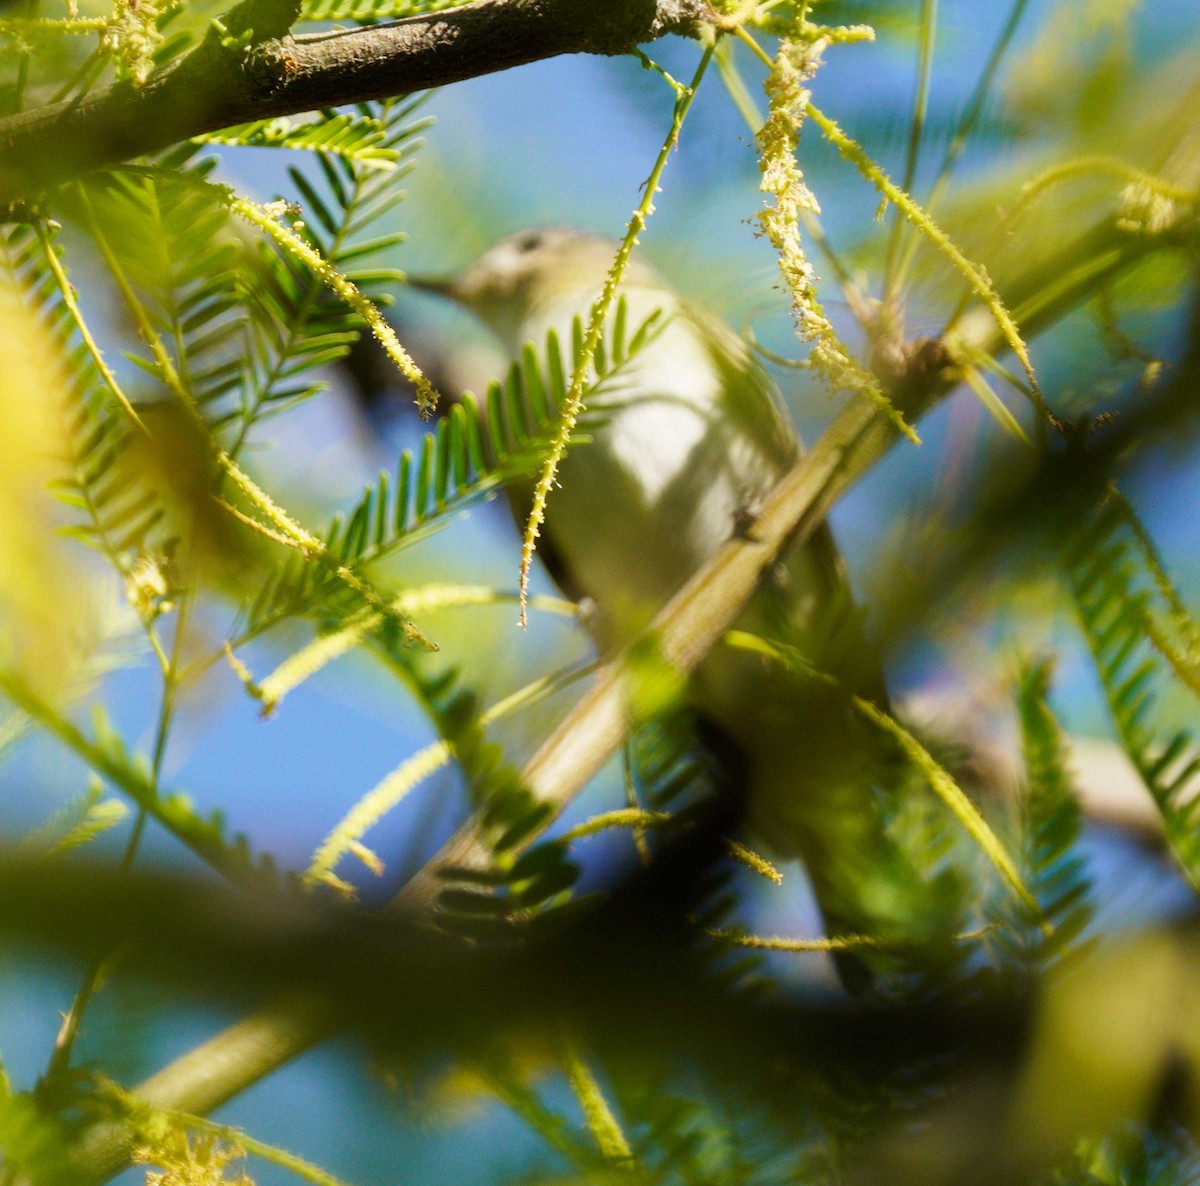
[691,527,956,990]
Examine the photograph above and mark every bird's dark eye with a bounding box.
[515,232,543,254]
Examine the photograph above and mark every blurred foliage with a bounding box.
[0,0,1199,1184]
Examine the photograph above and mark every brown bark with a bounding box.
[0,0,711,203]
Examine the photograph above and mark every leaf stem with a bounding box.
[518,41,715,625]
[41,596,191,1091]
[804,99,1050,425]
[883,0,937,301]
[34,222,146,432]
[890,0,1032,291]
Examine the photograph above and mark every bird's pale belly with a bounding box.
[542,391,785,649]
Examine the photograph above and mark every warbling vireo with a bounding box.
[417,228,920,977]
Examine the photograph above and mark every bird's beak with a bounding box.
[406,273,464,304]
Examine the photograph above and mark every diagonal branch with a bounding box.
[58,205,1189,1182]
[65,338,958,1186]
[395,343,955,908]
[0,0,711,203]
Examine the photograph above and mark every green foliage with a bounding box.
[246,301,658,633]
[363,627,579,933]
[0,671,278,888]
[295,0,463,22]
[989,659,1095,970]
[611,1075,825,1186]
[1055,1127,1200,1186]
[18,778,129,860]
[0,1089,72,1185]
[0,1,1199,1183]
[1,221,171,565]
[1068,493,1200,889]
[233,99,429,440]
[194,113,403,166]
[77,159,248,420]
[628,703,713,815]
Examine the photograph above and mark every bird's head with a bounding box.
[410,227,657,349]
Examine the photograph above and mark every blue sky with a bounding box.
[3,1,1200,1180]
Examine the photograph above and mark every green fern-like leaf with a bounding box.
[76,158,252,429]
[0,671,278,889]
[84,702,280,887]
[1068,496,1200,891]
[194,113,401,166]
[990,658,1095,969]
[245,304,654,634]
[432,657,745,947]
[296,0,462,23]
[1,221,171,563]
[608,1061,833,1186]
[232,99,429,443]
[18,778,129,860]
[353,623,564,934]
[628,705,712,815]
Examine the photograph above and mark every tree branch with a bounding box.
[66,339,957,1185]
[0,0,711,203]
[393,349,953,910]
[59,206,1191,1180]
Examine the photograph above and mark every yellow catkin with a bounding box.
[804,100,1049,422]
[228,195,441,417]
[559,810,782,883]
[723,629,1042,920]
[257,587,576,712]
[518,47,715,624]
[755,37,919,444]
[303,737,453,890]
[216,453,434,649]
[704,923,994,952]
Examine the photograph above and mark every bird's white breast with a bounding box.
[516,282,789,640]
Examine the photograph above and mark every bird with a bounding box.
[412,227,928,985]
